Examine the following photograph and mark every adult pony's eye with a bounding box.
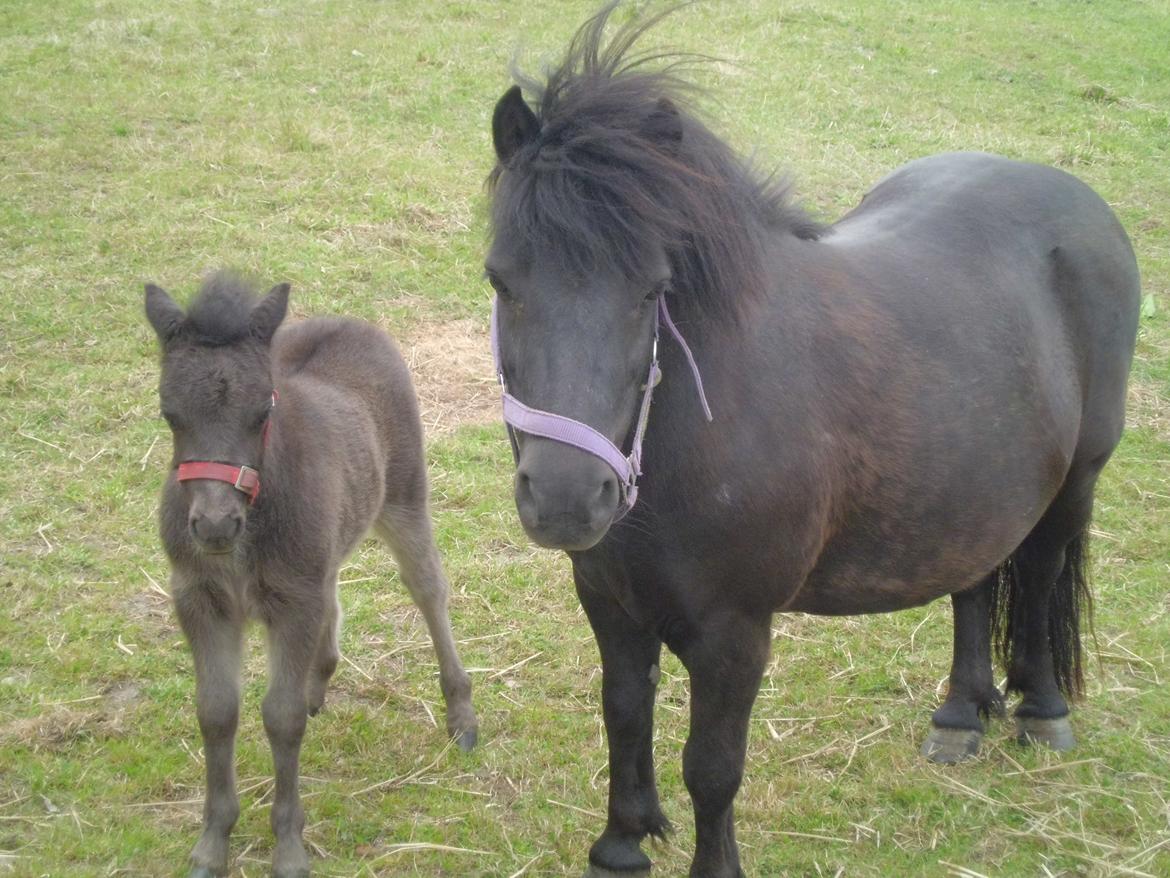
[485,270,513,300]
[644,278,671,305]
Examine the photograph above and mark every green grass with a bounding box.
[2,1,1168,875]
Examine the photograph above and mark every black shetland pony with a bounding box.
[145,274,478,878]
[485,6,1139,877]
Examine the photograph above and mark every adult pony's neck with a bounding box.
[487,3,823,325]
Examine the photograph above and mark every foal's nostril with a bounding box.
[191,511,243,548]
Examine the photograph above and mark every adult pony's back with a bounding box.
[484,5,1140,877]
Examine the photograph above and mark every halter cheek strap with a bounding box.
[491,297,711,518]
[175,390,278,506]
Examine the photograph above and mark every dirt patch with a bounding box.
[396,318,499,438]
[0,705,126,752]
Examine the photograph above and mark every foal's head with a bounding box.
[145,273,289,555]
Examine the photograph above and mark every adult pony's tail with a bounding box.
[990,529,1093,699]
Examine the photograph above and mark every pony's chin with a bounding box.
[193,539,240,557]
[521,518,612,553]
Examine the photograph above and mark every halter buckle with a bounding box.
[234,465,259,492]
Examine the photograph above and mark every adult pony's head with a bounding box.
[486,2,820,551]
[145,272,288,555]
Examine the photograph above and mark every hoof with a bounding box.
[1016,715,1076,751]
[274,870,310,878]
[454,727,478,752]
[921,725,982,764]
[188,868,222,878]
[583,866,651,878]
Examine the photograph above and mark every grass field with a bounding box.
[2,1,1168,875]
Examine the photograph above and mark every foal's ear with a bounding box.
[643,97,683,152]
[144,283,185,344]
[249,282,290,343]
[492,85,540,166]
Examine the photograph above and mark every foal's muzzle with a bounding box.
[189,507,244,554]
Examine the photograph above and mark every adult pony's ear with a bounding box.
[144,283,185,344]
[250,282,290,343]
[492,85,540,166]
[643,97,683,153]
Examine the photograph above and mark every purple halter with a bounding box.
[490,296,713,518]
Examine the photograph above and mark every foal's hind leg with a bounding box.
[307,578,341,717]
[921,574,1004,763]
[376,505,478,749]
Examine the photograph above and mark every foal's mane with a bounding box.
[488,2,823,320]
[185,271,259,346]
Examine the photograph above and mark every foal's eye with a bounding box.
[249,407,271,431]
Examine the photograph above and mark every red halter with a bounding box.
[176,391,277,506]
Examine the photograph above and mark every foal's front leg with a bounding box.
[174,582,244,878]
[678,614,771,878]
[577,574,669,878]
[263,594,322,878]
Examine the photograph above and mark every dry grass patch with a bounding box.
[396,316,498,437]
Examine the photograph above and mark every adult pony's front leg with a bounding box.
[921,575,1004,763]
[174,583,244,878]
[577,574,669,878]
[678,614,771,878]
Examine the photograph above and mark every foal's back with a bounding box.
[263,316,428,558]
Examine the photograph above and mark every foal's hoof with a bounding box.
[921,725,982,764]
[453,727,478,752]
[583,866,651,878]
[188,868,222,878]
[1016,716,1076,751]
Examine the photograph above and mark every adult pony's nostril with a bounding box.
[597,475,617,501]
[515,470,534,504]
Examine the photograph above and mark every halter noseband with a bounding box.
[490,296,712,519]
[175,390,278,506]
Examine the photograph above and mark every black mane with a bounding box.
[488,2,823,319]
[185,270,258,346]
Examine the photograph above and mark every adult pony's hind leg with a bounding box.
[921,574,1004,764]
[1002,467,1100,752]
[375,504,478,750]
[174,583,245,878]
[678,613,771,878]
[306,577,341,717]
[576,574,669,878]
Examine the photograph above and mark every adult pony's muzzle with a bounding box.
[515,438,620,551]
